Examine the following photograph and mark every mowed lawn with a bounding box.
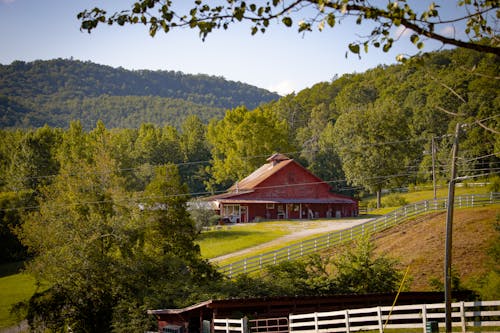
[0,272,37,329]
[196,220,337,259]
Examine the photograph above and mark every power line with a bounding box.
[2,166,498,213]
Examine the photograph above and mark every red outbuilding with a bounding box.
[205,153,357,223]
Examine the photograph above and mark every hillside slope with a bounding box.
[0,59,280,129]
[370,207,498,291]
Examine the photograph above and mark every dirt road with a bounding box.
[209,218,374,263]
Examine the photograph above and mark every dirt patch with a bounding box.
[371,207,499,291]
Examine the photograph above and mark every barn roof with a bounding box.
[214,197,355,204]
[227,157,294,192]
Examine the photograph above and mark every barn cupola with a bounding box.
[267,153,290,166]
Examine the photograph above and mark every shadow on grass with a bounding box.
[0,261,25,278]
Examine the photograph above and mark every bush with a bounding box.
[488,176,500,192]
[382,194,408,207]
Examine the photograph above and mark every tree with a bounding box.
[206,106,294,191]
[18,122,132,331]
[179,115,212,194]
[78,1,499,58]
[330,236,404,294]
[16,123,218,332]
[333,99,418,208]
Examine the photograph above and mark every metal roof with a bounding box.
[214,197,356,204]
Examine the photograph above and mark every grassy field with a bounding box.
[364,185,490,214]
[196,220,346,259]
[0,272,36,329]
[196,222,288,258]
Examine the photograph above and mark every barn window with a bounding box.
[224,204,240,216]
[266,203,275,209]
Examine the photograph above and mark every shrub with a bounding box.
[382,194,408,207]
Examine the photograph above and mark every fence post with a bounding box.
[377,306,383,333]
[225,319,229,333]
[460,301,466,333]
[314,312,319,333]
[421,304,427,333]
[244,258,247,273]
[344,310,350,333]
[242,317,248,333]
[287,246,290,260]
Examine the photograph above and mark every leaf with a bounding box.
[410,34,419,44]
[327,13,335,27]
[348,43,360,54]
[282,17,293,27]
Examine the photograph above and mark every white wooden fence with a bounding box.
[218,193,500,278]
[289,300,500,333]
[214,300,500,333]
[214,318,248,333]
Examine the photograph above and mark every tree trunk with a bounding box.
[376,190,381,209]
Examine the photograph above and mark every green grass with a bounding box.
[196,220,349,259]
[363,185,490,215]
[212,230,334,267]
[0,272,37,329]
[196,221,298,258]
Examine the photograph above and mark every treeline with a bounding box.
[0,58,279,129]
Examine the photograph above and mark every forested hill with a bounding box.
[0,59,279,129]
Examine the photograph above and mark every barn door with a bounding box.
[240,206,248,223]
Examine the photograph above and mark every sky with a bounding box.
[0,0,470,95]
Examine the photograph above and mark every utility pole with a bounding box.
[444,123,461,333]
[432,136,437,201]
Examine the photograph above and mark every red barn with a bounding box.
[206,153,357,223]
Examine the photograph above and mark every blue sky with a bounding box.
[0,1,468,95]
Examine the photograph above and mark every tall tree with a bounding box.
[17,123,219,332]
[206,106,294,191]
[179,115,211,194]
[18,121,131,332]
[333,99,418,207]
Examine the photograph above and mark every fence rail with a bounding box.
[214,318,248,333]
[289,300,500,333]
[218,192,500,278]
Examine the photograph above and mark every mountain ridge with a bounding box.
[0,58,280,129]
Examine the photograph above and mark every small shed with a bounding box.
[205,154,358,222]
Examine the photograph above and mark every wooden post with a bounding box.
[421,304,428,333]
[460,301,466,333]
[377,307,383,333]
[344,310,350,333]
[445,123,461,333]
